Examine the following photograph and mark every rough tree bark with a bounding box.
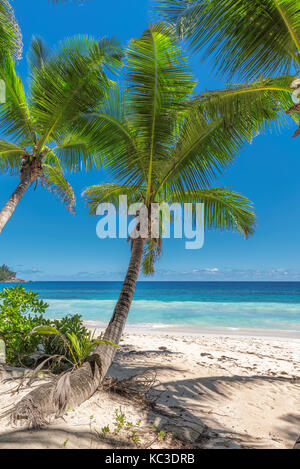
[0,175,30,234]
[11,237,145,427]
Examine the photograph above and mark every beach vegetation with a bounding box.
[0,263,16,281]
[41,314,88,361]
[0,285,103,368]
[31,325,118,368]
[96,408,169,448]
[0,285,49,365]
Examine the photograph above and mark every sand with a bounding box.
[0,327,299,449]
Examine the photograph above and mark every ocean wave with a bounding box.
[44,299,300,331]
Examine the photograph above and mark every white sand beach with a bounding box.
[0,328,299,449]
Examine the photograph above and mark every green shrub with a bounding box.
[0,285,49,365]
[41,314,89,361]
[32,326,118,368]
[0,286,103,369]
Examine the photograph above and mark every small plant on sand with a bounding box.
[96,408,168,448]
[31,326,118,368]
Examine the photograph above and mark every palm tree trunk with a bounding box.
[294,437,300,449]
[11,237,145,427]
[0,176,30,234]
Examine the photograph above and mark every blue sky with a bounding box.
[0,0,300,282]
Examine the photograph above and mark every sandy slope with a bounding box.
[0,329,299,449]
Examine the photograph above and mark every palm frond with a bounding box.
[83,183,143,215]
[0,138,24,174]
[0,0,22,60]
[155,111,252,197]
[0,53,36,143]
[51,132,101,172]
[28,36,53,72]
[155,75,296,196]
[193,76,294,132]
[30,35,123,153]
[77,86,146,186]
[126,23,195,201]
[141,238,162,275]
[168,187,256,237]
[155,0,300,79]
[41,163,76,213]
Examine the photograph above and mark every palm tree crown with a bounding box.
[0,35,122,231]
[155,0,300,80]
[82,25,256,274]
[155,1,300,137]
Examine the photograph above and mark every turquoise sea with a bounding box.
[1,281,300,333]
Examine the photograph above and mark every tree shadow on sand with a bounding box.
[0,351,298,449]
[108,352,299,449]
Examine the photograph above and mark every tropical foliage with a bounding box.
[82,24,257,275]
[0,0,22,59]
[0,286,49,365]
[0,263,15,281]
[0,285,109,367]
[39,314,88,362]
[156,0,300,137]
[31,325,118,368]
[0,34,122,232]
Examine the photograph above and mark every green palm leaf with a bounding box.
[192,76,294,132]
[0,138,24,174]
[77,86,146,186]
[28,36,53,72]
[0,0,22,60]
[168,188,256,237]
[83,183,143,215]
[51,132,101,172]
[156,109,254,196]
[41,163,76,213]
[142,238,162,275]
[126,23,195,202]
[155,0,300,80]
[30,35,123,153]
[0,53,36,143]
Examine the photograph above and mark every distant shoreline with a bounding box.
[1,277,29,283]
[1,280,300,283]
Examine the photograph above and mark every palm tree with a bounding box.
[0,35,122,233]
[156,0,300,136]
[11,25,257,425]
[0,0,22,59]
[157,1,300,449]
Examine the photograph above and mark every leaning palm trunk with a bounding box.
[0,175,30,234]
[294,437,300,449]
[11,237,145,427]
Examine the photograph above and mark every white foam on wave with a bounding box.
[44,298,300,330]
